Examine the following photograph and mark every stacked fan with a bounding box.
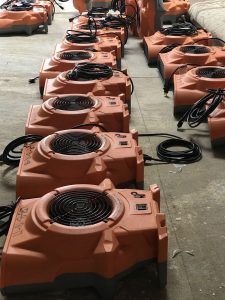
[0,2,168,299]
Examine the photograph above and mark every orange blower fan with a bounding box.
[0,179,167,298]
[173,66,225,114]
[16,128,144,198]
[55,29,122,69]
[0,0,48,35]
[159,0,190,16]
[25,94,130,135]
[143,22,211,64]
[39,50,117,94]
[158,42,225,82]
[71,15,127,47]
[43,63,133,112]
[33,0,55,25]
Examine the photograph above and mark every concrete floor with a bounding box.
[0,10,225,300]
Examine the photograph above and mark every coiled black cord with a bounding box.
[160,22,198,36]
[177,89,225,128]
[66,63,113,80]
[0,198,20,237]
[139,133,202,164]
[66,17,97,43]
[0,135,43,167]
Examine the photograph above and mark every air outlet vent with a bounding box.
[49,190,112,226]
[180,45,210,54]
[60,51,92,61]
[50,132,102,155]
[196,67,225,78]
[53,96,95,111]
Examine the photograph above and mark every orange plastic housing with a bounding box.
[143,29,212,64]
[158,45,225,81]
[0,179,167,297]
[25,94,130,135]
[16,128,144,199]
[39,50,117,94]
[173,66,225,114]
[34,0,54,25]
[0,7,48,35]
[72,0,89,13]
[71,16,126,45]
[208,102,225,146]
[55,35,121,69]
[136,0,156,37]
[161,0,190,15]
[43,69,132,112]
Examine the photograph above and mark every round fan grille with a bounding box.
[49,190,112,226]
[50,132,102,155]
[53,96,95,111]
[196,67,225,78]
[60,51,92,61]
[180,45,210,54]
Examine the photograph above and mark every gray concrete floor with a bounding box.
[1,10,225,300]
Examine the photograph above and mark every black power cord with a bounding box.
[177,89,225,128]
[0,198,21,237]
[0,135,43,167]
[160,22,198,36]
[66,63,113,80]
[139,133,202,164]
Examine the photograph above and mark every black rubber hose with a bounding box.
[0,135,43,167]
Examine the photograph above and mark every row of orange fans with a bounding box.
[0,6,168,299]
[143,20,225,146]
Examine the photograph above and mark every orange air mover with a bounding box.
[72,0,90,13]
[16,128,144,199]
[173,66,225,114]
[159,0,190,16]
[158,44,225,82]
[34,0,54,25]
[55,31,122,69]
[143,24,212,65]
[0,179,167,298]
[43,63,132,112]
[39,50,117,94]
[25,94,130,135]
[71,16,126,46]
[0,1,48,35]
[137,0,158,37]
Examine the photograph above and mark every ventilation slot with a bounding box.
[196,68,225,78]
[50,132,102,155]
[180,45,210,54]
[60,51,92,61]
[81,24,103,30]
[53,96,95,111]
[49,190,112,226]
